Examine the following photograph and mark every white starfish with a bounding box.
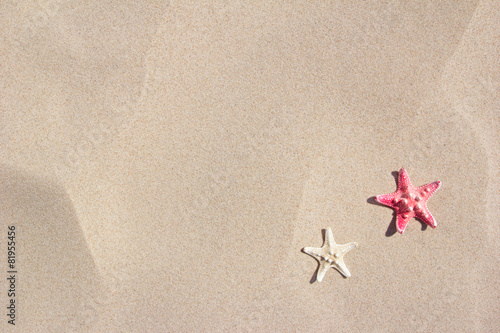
[303,228,358,282]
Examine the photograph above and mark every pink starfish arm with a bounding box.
[414,205,438,228]
[413,181,441,229]
[398,168,413,190]
[375,192,398,207]
[416,181,442,200]
[396,214,411,233]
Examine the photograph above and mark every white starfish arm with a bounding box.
[338,242,358,254]
[334,260,351,278]
[324,228,335,248]
[303,247,322,260]
[316,262,330,282]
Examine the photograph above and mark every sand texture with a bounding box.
[1,1,499,332]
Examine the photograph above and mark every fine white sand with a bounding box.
[1,1,498,331]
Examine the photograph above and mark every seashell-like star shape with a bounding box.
[303,228,358,282]
[375,168,441,234]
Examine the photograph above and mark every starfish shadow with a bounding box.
[415,218,429,232]
[300,247,320,283]
[309,259,319,283]
[299,248,316,283]
[367,196,398,236]
[367,171,428,237]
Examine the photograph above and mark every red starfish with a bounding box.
[375,168,441,234]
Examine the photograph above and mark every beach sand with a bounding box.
[1,1,498,331]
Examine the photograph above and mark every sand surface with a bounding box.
[1,1,499,331]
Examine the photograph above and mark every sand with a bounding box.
[1,1,499,331]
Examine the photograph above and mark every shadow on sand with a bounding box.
[0,165,103,331]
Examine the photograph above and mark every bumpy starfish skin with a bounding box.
[376,168,441,234]
[303,228,357,282]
